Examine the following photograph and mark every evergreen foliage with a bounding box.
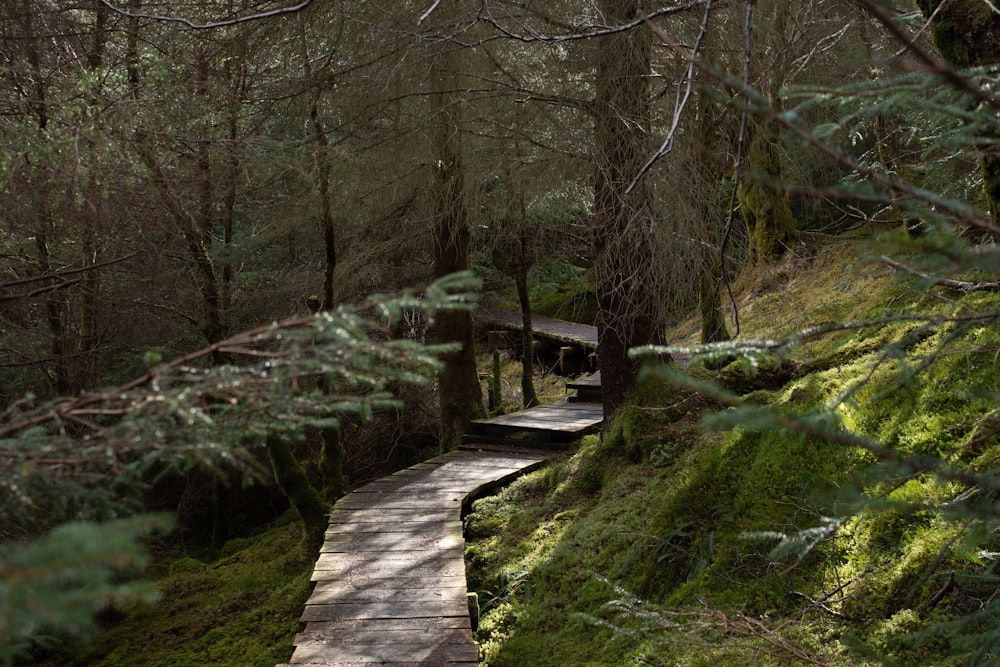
[0,272,479,659]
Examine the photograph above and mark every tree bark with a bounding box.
[593,0,662,418]
[430,44,486,451]
[915,0,1000,229]
[511,228,538,408]
[737,117,795,265]
[266,433,328,552]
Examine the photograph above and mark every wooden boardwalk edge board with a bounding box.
[282,448,549,667]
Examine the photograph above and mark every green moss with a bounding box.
[36,518,313,667]
[467,239,1000,665]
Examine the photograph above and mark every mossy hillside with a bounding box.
[466,238,1000,666]
[35,517,313,667]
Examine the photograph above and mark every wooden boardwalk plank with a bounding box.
[284,362,600,667]
[470,402,603,436]
[285,449,550,667]
[475,307,598,350]
[291,643,479,664]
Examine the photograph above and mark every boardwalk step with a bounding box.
[468,401,603,442]
[566,372,602,402]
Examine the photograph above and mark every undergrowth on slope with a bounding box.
[465,239,1000,666]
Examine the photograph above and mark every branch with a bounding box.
[881,256,1000,293]
[0,278,81,303]
[97,0,313,30]
[852,0,1000,113]
[417,0,442,25]
[476,1,709,45]
[0,253,137,291]
[627,1,714,193]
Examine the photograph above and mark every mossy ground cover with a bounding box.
[465,237,1000,666]
[32,516,313,667]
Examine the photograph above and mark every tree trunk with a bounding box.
[737,117,795,265]
[512,235,538,408]
[299,18,337,310]
[319,426,347,503]
[915,0,1000,229]
[694,93,730,345]
[266,433,328,552]
[593,0,661,418]
[430,45,485,451]
[699,243,729,345]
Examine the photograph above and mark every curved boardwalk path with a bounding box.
[280,449,550,667]
[280,313,602,666]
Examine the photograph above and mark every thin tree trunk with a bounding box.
[299,18,337,309]
[511,226,537,408]
[266,433,328,552]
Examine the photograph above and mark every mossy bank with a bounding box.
[465,238,1000,666]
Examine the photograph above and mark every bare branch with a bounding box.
[626,1,715,193]
[417,0,443,25]
[0,253,137,291]
[881,256,1000,293]
[476,1,709,45]
[97,0,313,30]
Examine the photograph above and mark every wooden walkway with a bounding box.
[467,400,603,445]
[279,320,603,666]
[280,449,549,667]
[475,308,598,350]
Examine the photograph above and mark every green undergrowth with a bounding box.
[465,238,1000,666]
[32,515,313,667]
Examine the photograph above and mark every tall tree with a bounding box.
[429,31,486,450]
[593,0,664,417]
[914,0,1000,229]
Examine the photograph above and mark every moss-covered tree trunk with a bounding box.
[737,117,795,265]
[266,433,328,552]
[916,0,1000,229]
[319,426,347,503]
[430,41,486,451]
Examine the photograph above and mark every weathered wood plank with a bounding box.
[321,534,464,553]
[293,616,471,634]
[307,584,468,605]
[284,445,559,666]
[280,663,478,667]
[327,508,459,524]
[301,598,469,622]
[472,410,603,432]
[290,642,479,664]
[310,559,466,582]
[324,521,456,537]
[295,627,473,646]
[475,307,598,349]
